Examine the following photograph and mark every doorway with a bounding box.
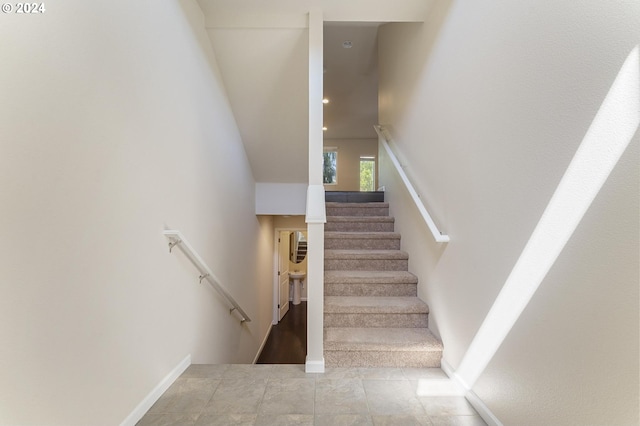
[256,227,308,364]
[273,228,308,324]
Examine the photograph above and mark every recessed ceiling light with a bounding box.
[322,99,329,104]
[342,41,352,49]
[322,126,327,131]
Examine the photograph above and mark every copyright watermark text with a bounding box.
[2,3,46,13]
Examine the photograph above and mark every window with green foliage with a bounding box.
[360,157,375,191]
[323,151,337,184]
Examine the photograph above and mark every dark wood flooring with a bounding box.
[256,302,307,364]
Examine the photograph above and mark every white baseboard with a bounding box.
[305,357,325,373]
[120,354,191,426]
[253,323,273,364]
[465,388,503,426]
[441,359,502,426]
[440,358,456,378]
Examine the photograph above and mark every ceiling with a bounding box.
[197,0,433,183]
[323,22,380,140]
[197,0,433,24]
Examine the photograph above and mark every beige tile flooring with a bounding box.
[138,364,487,426]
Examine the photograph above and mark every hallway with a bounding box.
[137,364,487,425]
[257,302,307,364]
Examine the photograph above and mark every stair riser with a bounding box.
[325,258,408,271]
[326,207,389,217]
[324,238,400,250]
[325,313,428,328]
[325,350,442,368]
[325,222,395,232]
[325,283,417,297]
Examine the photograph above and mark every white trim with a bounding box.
[120,354,191,426]
[305,357,325,373]
[272,229,280,325]
[440,358,468,395]
[440,359,502,426]
[305,222,325,371]
[466,389,503,426]
[440,358,456,379]
[305,185,326,224]
[253,323,273,364]
[273,227,307,324]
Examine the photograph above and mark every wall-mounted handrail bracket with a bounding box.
[168,239,182,253]
[230,307,247,323]
[163,230,252,323]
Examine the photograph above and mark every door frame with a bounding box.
[272,227,306,324]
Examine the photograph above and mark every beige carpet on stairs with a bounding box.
[323,201,443,368]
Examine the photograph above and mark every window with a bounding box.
[360,156,375,191]
[323,150,337,184]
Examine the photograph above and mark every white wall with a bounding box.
[0,1,273,424]
[206,26,310,184]
[378,0,639,424]
[323,139,378,191]
[255,183,308,215]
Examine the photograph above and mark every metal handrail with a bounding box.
[163,230,251,322]
[374,125,450,243]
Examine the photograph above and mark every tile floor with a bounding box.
[138,364,487,426]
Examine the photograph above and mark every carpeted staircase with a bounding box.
[323,201,443,367]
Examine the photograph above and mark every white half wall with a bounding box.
[256,183,308,215]
[378,0,639,424]
[0,1,274,424]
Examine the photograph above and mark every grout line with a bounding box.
[194,378,221,423]
[360,377,373,419]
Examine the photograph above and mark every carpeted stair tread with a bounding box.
[325,216,395,232]
[324,270,418,297]
[326,202,389,208]
[324,270,418,284]
[325,296,429,314]
[325,232,400,240]
[326,216,394,223]
[326,203,390,217]
[324,327,443,352]
[325,232,401,250]
[327,216,394,222]
[325,250,409,260]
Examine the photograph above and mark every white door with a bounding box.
[278,231,290,321]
